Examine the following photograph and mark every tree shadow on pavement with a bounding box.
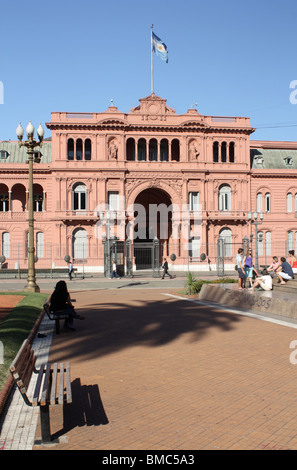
[51,378,108,441]
[50,295,242,362]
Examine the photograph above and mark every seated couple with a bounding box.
[275,257,294,285]
[250,257,294,291]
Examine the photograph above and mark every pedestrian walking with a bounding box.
[236,248,245,290]
[161,258,173,279]
[68,260,73,280]
[111,261,121,279]
[243,249,258,287]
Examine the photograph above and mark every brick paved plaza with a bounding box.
[30,287,297,450]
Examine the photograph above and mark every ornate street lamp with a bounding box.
[16,121,44,292]
[99,211,117,278]
[248,211,264,272]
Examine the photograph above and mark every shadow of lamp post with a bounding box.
[16,121,44,292]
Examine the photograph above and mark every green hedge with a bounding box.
[184,273,236,295]
[0,292,48,391]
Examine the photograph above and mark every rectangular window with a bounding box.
[33,194,43,212]
[36,232,44,258]
[189,237,200,258]
[288,231,294,251]
[2,232,10,258]
[189,192,200,211]
[108,191,119,211]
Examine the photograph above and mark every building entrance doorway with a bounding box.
[132,187,172,270]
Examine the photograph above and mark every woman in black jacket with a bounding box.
[46,280,84,330]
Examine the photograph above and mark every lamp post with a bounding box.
[99,211,117,278]
[248,211,264,272]
[16,121,44,292]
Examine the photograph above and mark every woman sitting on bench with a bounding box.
[46,280,84,331]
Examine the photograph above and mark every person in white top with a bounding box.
[111,261,121,279]
[249,269,272,291]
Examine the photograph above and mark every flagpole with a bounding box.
[151,24,154,95]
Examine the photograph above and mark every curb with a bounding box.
[0,309,45,418]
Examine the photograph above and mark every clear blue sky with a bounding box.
[1,0,297,142]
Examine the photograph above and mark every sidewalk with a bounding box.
[2,283,297,450]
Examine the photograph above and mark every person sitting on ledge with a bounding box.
[249,269,272,291]
[288,250,297,274]
[45,280,84,331]
[267,256,281,277]
[276,257,294,285]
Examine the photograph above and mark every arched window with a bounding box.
[229,142,235,162]
[287,193,292,212]
[219,228,232,257]
[218,184,231,211]
[149,139,158,161]
[295,194,297,213]
[67,138,74,160]
[160,139,168,161]
[221,142,227,162]
[256,193,262,212]
[76,139,83,160]
[171,139,180,161]
[213,142,219,162]
[72,228,87,260]
[0,184,9,212]
[33,184,44,212]
[12,183,26,212]
[126,138,135,161]
[73,183,86,210]
[84,139,91,160]
[265,193,271,212]
[138,138,146,161]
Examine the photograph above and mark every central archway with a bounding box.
[133,187,173,270]
[134,187,172,241]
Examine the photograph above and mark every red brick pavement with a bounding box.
[34,288,297,450]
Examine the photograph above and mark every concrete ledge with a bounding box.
[199,283,297,319]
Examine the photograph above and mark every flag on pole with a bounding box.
[152,31,168,63]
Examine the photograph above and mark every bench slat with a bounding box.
[58,363,64,405]
[22,349,36,391]
[65,362,72,403]
[33,365,46,406]
[50,363,58,405]
[11,341,72,415]
[10,340,33,379]
[10,340,28,373]
[40,363,52,406]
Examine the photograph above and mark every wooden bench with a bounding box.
[10,339,72,443]
[43,303,72,334]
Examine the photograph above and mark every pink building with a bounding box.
[0,93,297,275]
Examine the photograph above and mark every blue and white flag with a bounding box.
[152,31,168,63]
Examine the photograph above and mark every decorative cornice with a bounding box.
[46,121,254,135]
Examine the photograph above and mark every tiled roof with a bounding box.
[251,148,297,169]
[0,141,52,164]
